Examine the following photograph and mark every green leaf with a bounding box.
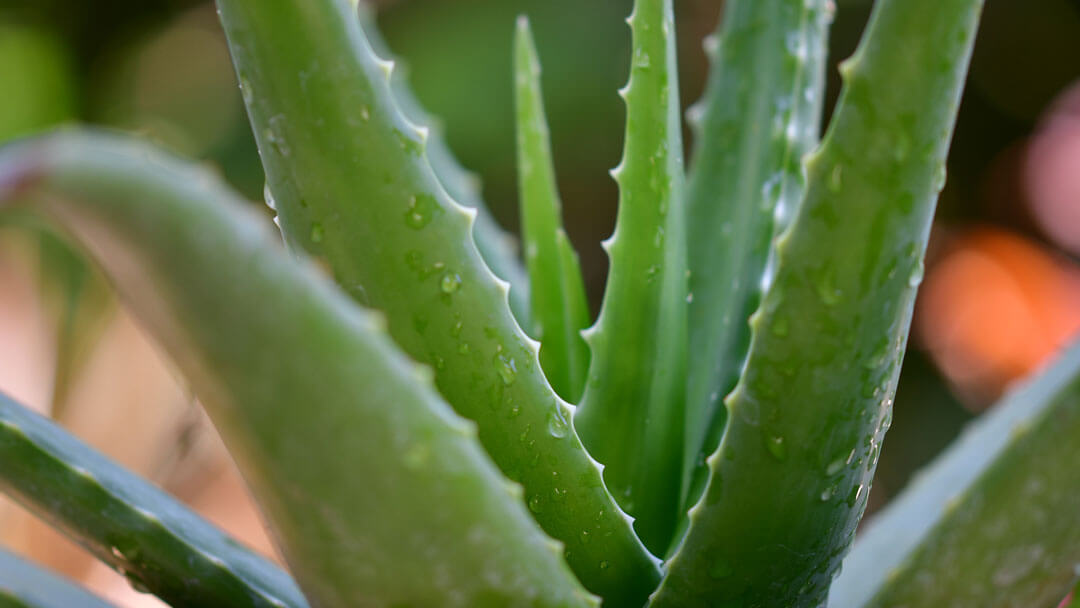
[680,0,831,521]
[654,0,984,604]
[0,131,596,608]
[0,390,308,608]
[357,1,532,325]
[216,0,660,601]
[574,0,688,556]
[0,546,114,608]
[830,341,1080,608]
[513,17,590,403]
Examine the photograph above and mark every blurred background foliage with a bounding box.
[0,0,1078,605]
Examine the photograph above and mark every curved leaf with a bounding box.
[513,17,590,403]
[0,547,114,608]
[0,390,307,608]
[216,0,660,601]
[830,341,1080,608]
[575,0,688,556]
[357,1,532,324]
[0,131,595,608]
[654,0,984,604]
[680,0,831,521]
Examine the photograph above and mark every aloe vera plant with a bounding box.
[1,0,1078,606]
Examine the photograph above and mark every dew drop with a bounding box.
[310,223,324,243]
[847,484,864,507]
[262,183,276,211]
[933,162,947,192]
[548,406,569,438]
[264,116,290,157]
[863,340,890,369]
[828,165,843,192]
[495,352,518,385]
[815,270,842,306]
[599,560,610,570]
[703,34,720,58]
[528,495,543,513]
[440,272,462,294]
[404,194,441,230]
[907,259,925,287]
[762,173,784,206]
[785,31,807,61]
[765,434,787,461]
[825,458,845,477]
[239,77,254,105]
[633,48,651,70]
[393,128,424,156]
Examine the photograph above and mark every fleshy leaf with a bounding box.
[0,131,596,608]
[357,1,532,325]
[216,0,660,601]
[654,0,984,604]
[829,341,1080,608]
[513,17,591,403]
[0,547,114,608]
[680,0,831,520]
[0,390,308,608]
[574,0,688,556]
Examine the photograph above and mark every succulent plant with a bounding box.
[0,0,1078,606]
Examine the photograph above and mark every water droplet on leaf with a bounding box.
[495,352,517,385]
[404,194,441,230]
[440,272,462,294]
[548,406,569,438]
[765,434,787,461]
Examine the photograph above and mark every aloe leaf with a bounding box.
[216,0,660,601]
[573,0,688,556]
[680,0,831,519]
[0,390,308,608]
[829,342,1080,608]
[513,17,591,403]
[357,1,532,325]
[0,546,114,608]
[653,0,984,604]
[0,131,596,607]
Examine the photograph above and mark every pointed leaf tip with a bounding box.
[513,14,591,403]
